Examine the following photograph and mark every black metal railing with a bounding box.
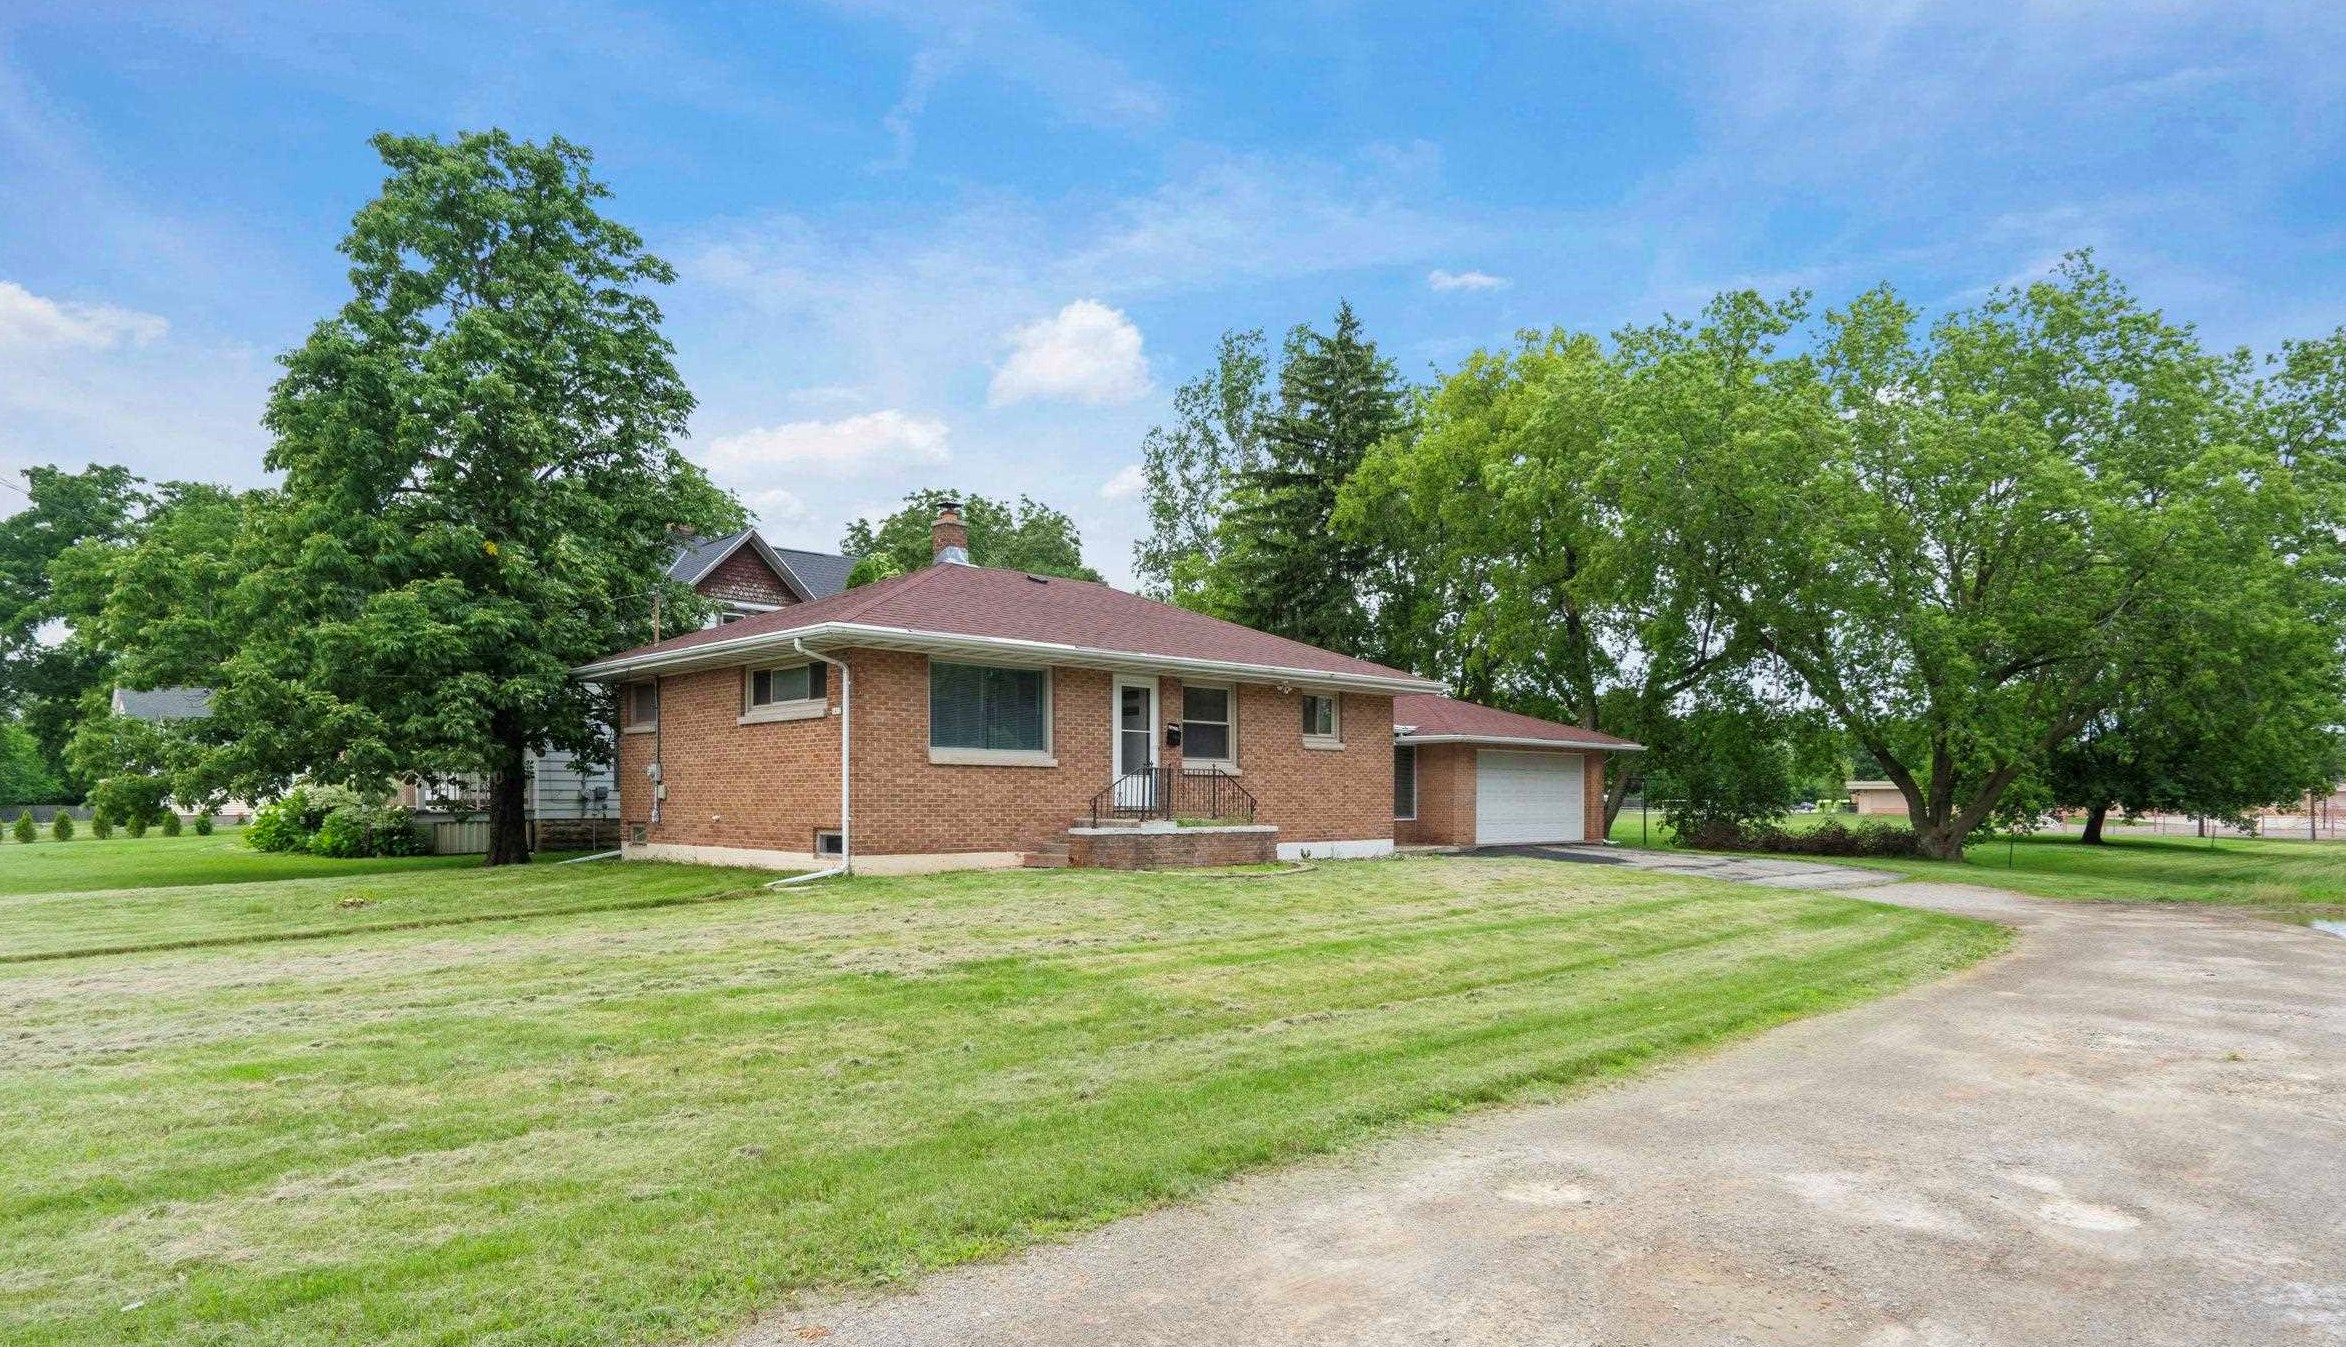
[1087,766,1258,828]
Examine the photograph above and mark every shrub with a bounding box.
[194,812,214,836]
[161,811,183,836]
[1683,817,1925,859]
[249,785,423,857]
[125,815,148,839]
[245,797,310,853]
[51,813,72,841]
[11,811,33,843]
[90,813,113,840]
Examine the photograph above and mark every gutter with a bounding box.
[574,620,1444,696]
[767,638,851,888]
[1397,732,1646,752]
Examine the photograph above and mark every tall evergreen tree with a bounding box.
[1211,303,1408,655]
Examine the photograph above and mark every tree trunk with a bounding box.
[1914,824,1966,860]
[2080,802,2109,845]
[484,730,531,867]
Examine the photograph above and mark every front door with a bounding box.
[1115,678,1156,809]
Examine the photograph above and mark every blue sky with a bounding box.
[3,2,2343,585]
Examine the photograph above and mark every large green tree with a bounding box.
[1210,303,1409,656]
[1338,328,1753,825]
[0,464,145,792]
[842,488,1100,586]
[1132,328,1270,606]
[1641,257,2311,858]
[177,130,737,864]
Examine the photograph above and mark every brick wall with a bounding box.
[617,647,1401,860]
[616,663,844,856]
[696,545,798,607]
[1392,742,1614,846]
[1067,827,1278,869]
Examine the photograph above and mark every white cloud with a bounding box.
[1099,462,1146,500]
[703,409,950,477]
[987,299,1151,407]
[1427,268,1508,292]
[0,280,167,350]
[740,487,811,522]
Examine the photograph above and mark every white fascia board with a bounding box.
[575,621,1446,695]
[1396,732,1645,752]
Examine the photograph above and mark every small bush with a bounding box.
[245,798,309,853]
[125,815,149,839]
[161,811,183,837]
[194,813,214,836]
[1683,817,1925,859]
[250,786,423,857]
[51,813,72,841]
[90,814,113,841]
[11,811,34,844]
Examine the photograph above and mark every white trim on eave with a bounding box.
[574,620,1446,696]
[1397,732,1645,752]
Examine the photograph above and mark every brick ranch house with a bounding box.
[576,506,1637,872]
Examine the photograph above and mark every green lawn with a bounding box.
[0,853,2003,1347]
[0,830,476,899]
[1608,813,2346,918]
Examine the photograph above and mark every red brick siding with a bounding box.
[695,545,798,607]
[1068,829,1278,869]
[616,648,1399,857]
[1392,742,1612,846]
[616,664,843,854]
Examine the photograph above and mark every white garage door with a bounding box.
[1475,750,1586,845]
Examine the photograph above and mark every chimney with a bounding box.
[931,500,971,566]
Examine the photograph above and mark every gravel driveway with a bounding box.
[737,857,2346,1346]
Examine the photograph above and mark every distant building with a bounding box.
[1844,780,1907,816]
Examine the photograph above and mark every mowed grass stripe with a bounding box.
[0,858,2004,1347]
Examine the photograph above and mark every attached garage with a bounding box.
[1390,694,1643,849]
[1473,749,1586,844]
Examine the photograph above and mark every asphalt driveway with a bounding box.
[738,857,2346,1346]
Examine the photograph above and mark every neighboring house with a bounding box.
[405,528,856,824]
[1391,696,1640,847]
[108,686,255,821]
[666,528,857,629]
[576,504,1461,872]
[1845,780,1907,815]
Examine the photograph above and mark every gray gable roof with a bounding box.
[666,529,757,585]
[667,528,855,602]
[113,686,214,722]
[772,547,855,599]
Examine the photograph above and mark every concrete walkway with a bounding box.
[735,854,2346,1347]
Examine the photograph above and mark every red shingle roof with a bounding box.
[1394,694,1643,749]
[578,564,1441,690]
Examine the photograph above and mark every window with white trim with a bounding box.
[748,661,826,708]
[930,661,1050,753]
[1301,693,1340,742]
[1181,683,1235,766]
[626,682,658,729]
[1393,743,1418,820]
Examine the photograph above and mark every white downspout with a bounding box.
[768,639,851,887]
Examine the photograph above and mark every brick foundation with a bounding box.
[1068,825,1279,869]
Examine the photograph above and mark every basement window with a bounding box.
[815,829,844,858]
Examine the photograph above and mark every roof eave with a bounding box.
[1396,732,1644,752]
[574,621,1445,695]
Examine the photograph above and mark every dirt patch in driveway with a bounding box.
[741,872,2346,1347]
